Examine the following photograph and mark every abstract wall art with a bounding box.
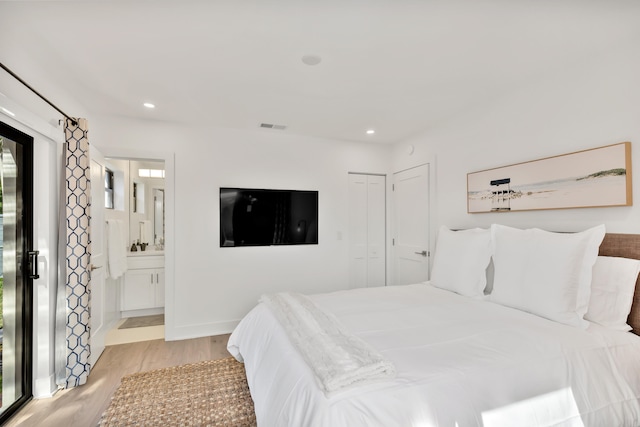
[467,142,632,213]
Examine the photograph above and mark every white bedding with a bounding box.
[259,292,395,395]
[228,283,640,427]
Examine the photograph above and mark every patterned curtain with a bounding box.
[57,117,92,387]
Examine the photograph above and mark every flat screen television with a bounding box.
[220,187,318,247]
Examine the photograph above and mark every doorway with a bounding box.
[0,122,34,423]
[102,157,167,345]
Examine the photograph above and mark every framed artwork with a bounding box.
[467,142,632,213]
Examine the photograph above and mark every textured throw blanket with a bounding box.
[260,292,396,396]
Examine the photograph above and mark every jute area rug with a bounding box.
[99,357,257,426]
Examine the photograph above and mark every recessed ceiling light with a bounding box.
[143,102,155,109]
[366,129,375,135]
[301,55,322,66]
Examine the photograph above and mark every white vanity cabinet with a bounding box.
[122,253,165,311]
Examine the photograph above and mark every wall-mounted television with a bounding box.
[220,187,318,247]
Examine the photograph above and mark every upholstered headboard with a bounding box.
[598,233,640,335]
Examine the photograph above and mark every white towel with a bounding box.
[106,219,127,279]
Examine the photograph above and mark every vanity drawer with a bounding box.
[127,256,165,270]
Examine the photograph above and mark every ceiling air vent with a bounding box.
[260,123,287,130]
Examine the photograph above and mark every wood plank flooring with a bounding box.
[5,334,232,427]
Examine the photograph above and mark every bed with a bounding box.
[228,225,640,426]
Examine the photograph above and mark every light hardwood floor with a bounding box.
[5,334,232,427]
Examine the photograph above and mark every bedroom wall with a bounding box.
[391,38,640,245]
[90,117,392,339]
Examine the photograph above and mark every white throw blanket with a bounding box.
[260,292,396,396]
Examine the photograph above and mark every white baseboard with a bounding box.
[164,319,240,341]
[34,373,58,399]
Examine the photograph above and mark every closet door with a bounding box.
[366,175,386,287]
[348,173,386,288]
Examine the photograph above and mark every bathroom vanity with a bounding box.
[122,251,165,313]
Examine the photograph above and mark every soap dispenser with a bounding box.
[130,241,138,252]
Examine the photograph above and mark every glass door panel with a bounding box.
[0,121,33,422]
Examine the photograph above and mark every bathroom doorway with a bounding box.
[100,154,172,345]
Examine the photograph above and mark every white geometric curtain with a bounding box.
[58,117,92,387]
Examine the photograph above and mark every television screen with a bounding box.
[220,187,318,247]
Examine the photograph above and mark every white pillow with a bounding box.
[430,226,492,298]
[585,256,640,331]
[490,224,606,328]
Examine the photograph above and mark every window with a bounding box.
[105,168,114,209]
[138,168,165,178]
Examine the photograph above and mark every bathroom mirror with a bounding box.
[104,157,166,247]
[129,160,165,246]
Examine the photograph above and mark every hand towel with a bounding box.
[107,219,127,279]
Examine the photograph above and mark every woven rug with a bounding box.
[99,357,256,426]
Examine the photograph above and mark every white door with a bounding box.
[392,164,430,286]
[366,175,386,287]
[89,145,107,366]
[348,174,367,288]
[348,173,386,288]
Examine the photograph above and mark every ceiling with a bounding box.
[2,0,640,144]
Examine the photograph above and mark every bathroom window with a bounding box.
[105,168,114,209]
[139,168,165,178]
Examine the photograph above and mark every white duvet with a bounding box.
[228,283,640,427]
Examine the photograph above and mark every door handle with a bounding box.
[28,250,40,279]
[414,250,428,257]
[90,264,102,271]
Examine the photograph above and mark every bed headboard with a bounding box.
[598,233,640,335]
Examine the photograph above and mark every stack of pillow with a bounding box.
[430,224,640,331]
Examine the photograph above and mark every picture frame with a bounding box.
[467,141,632,213]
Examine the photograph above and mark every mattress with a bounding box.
[228,283,640,426]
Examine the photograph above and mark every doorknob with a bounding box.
[414,250,428,257]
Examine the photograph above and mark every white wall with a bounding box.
[391,38,640,242]
[90,117,391,339]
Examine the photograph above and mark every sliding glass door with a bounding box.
[0,121,33,423]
